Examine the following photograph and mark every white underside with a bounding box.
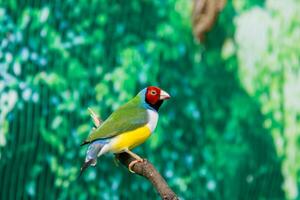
[146,109,159,132]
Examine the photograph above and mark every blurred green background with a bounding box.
[0,0,300,199]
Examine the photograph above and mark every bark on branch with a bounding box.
[192,0,227,41]
[115,153,179,200]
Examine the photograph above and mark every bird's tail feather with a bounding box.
[80,140,89,146]
[79,159,95,178]
[78,140,108,177]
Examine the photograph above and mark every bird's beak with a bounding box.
[159,90,171,100]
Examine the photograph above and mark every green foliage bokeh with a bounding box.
[1,0,299,199]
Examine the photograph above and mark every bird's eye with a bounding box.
[151,91,156,95]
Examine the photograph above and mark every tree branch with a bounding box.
[192,0,227,41]
[115,153,179,200]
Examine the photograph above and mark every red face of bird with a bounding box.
[145,86,170,105]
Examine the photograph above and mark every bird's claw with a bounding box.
[128,159,144,173]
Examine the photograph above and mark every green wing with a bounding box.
[85,96,148,143]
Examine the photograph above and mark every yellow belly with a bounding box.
[110,126,151,153]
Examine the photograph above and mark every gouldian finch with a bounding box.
[80,86,170,175]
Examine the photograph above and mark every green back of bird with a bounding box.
[86,95,148,142]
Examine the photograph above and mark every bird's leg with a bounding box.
[124,149,143,160]
[88,107,102,128]
[124,149,144,173]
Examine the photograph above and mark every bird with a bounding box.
[79,86,170,176]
